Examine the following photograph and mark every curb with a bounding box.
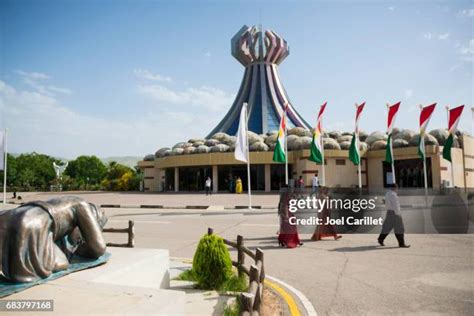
[98,204,277,210]
[266,275,317,316]
[170,257,316,316]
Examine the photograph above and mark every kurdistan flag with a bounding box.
[418,103,436,159]
[385,102,401,164]
[309,102,327,164]
[442,105,464,162]
[273,106,287,163]
[349,102,366,165]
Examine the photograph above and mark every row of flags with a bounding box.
[236,101,465,190]
[263,101,465,188]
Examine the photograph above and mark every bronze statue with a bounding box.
[0,196,107,283]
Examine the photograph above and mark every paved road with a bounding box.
[2,192,473,315]
[103,207,474,316]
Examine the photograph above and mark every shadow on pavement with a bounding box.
[329,245,399,252]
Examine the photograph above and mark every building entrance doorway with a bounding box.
[382,158,432,188]
[218,165,265,192]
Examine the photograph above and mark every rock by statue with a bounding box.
[0,196,107,283]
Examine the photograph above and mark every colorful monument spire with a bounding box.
[207,25,310,137]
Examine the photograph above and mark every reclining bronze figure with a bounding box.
[0,196,107,283]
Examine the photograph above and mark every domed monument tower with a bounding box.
[208,25,310,137]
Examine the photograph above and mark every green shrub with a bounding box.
[192,233,232,290]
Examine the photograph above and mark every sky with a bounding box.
[0,0,473,159]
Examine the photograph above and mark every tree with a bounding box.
[1,153,59,190]
[65,156,107,186]
[101,161,140,191]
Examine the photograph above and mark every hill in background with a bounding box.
[101,156,142,168]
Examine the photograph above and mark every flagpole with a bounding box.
[355,103,362,189]
[356,133,362,189]
[245,107,252,210]
[320,116,325,186]
[419,105,428,197]
[446,106,455,187]
[3,128,8,205]
[386,103,396,184]
[285,111,288,186]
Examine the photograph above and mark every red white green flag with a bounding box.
[309,102,327,164]
[385,102,401,164]
[442,105,464,162]
[418,103,436,159]
[349,102,365,165]
[273,105,288,163]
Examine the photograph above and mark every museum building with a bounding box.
[138,25,474,192]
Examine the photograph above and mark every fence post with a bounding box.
[255,248,265,282]
[208,227,213,235]
[240,292,254,315]
[249,265,261,313]
[237,235,245,276]
[127,220,135,248]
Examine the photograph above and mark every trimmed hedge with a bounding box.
[192,233,232,290]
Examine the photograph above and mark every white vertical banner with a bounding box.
[234,103,252,209]
[235,103,249,163]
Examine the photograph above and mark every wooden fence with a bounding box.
[103,220,135,248]
[208,228,265,316]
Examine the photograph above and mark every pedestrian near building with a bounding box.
[298,176,304,189]
[378,184,410,248]
[311,172,319,196]
[205,177,212,195]
[235,177,243,194]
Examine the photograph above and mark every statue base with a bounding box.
[5,247,185,315]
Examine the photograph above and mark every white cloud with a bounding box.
[204,51,212,57]
[388,6,395,11]
[422,32,433,40]
[460,39,474,62]
[422,32,450,41]
[133,69,173,82]
[449,64,462,72]
[0,73,232,158]
[16,70,50,80]
[438,33,450,40]
[137,84,235,112]
[16,70,72,96]
[458,8,474,17]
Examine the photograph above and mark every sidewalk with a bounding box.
[5,191,280,209]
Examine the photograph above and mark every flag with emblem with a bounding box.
[309,102,327,164]
[273,106,287,163]
[442,105,464,162]
[385,102,401,164]
[349,102,366,165]
[418,103,437,159]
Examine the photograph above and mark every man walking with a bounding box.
[311,171,319,196]
[378,184,410,248]
[205,177,212,196]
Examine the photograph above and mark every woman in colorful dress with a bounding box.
[235,177,243,194]
[278,190,303,248]
[311,187,342,241]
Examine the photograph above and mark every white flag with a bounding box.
[0,131,4,171]
[234,103,248,163]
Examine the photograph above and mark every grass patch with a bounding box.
[176,269,248,292]
[175,269,197,281]
[221,274,248,292]
[223,297,241,316]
